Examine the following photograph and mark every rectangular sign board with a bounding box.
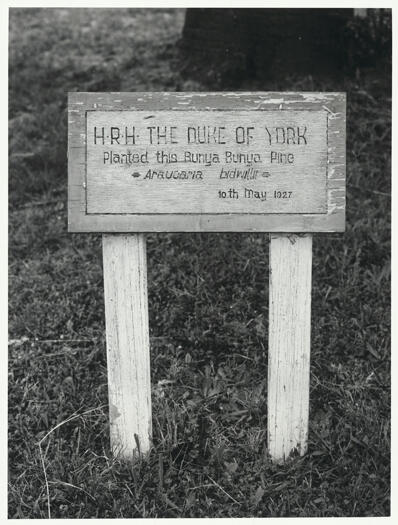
[68,92,345,232]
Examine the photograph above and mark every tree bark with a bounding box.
[180,8,353,84]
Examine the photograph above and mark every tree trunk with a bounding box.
[180,8,352,84]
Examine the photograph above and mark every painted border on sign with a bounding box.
[68,92,345,232]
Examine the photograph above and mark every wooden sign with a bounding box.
[68,92,346,463]
[68,92,345,233]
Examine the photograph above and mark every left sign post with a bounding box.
[102,233,152,459]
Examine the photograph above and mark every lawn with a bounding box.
[8,8,391,518]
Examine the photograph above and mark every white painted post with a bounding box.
[102,233,152,460]
[268,233,313,462]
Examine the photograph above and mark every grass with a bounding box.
[8,8,391,518]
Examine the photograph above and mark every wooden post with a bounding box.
[102,234,152,460]
[268,233,312,462]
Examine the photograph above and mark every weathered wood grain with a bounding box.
[102,234,152,459]
[268,233,312,462]
[68,92,346,232]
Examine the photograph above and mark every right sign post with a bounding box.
[268,231,314,462]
